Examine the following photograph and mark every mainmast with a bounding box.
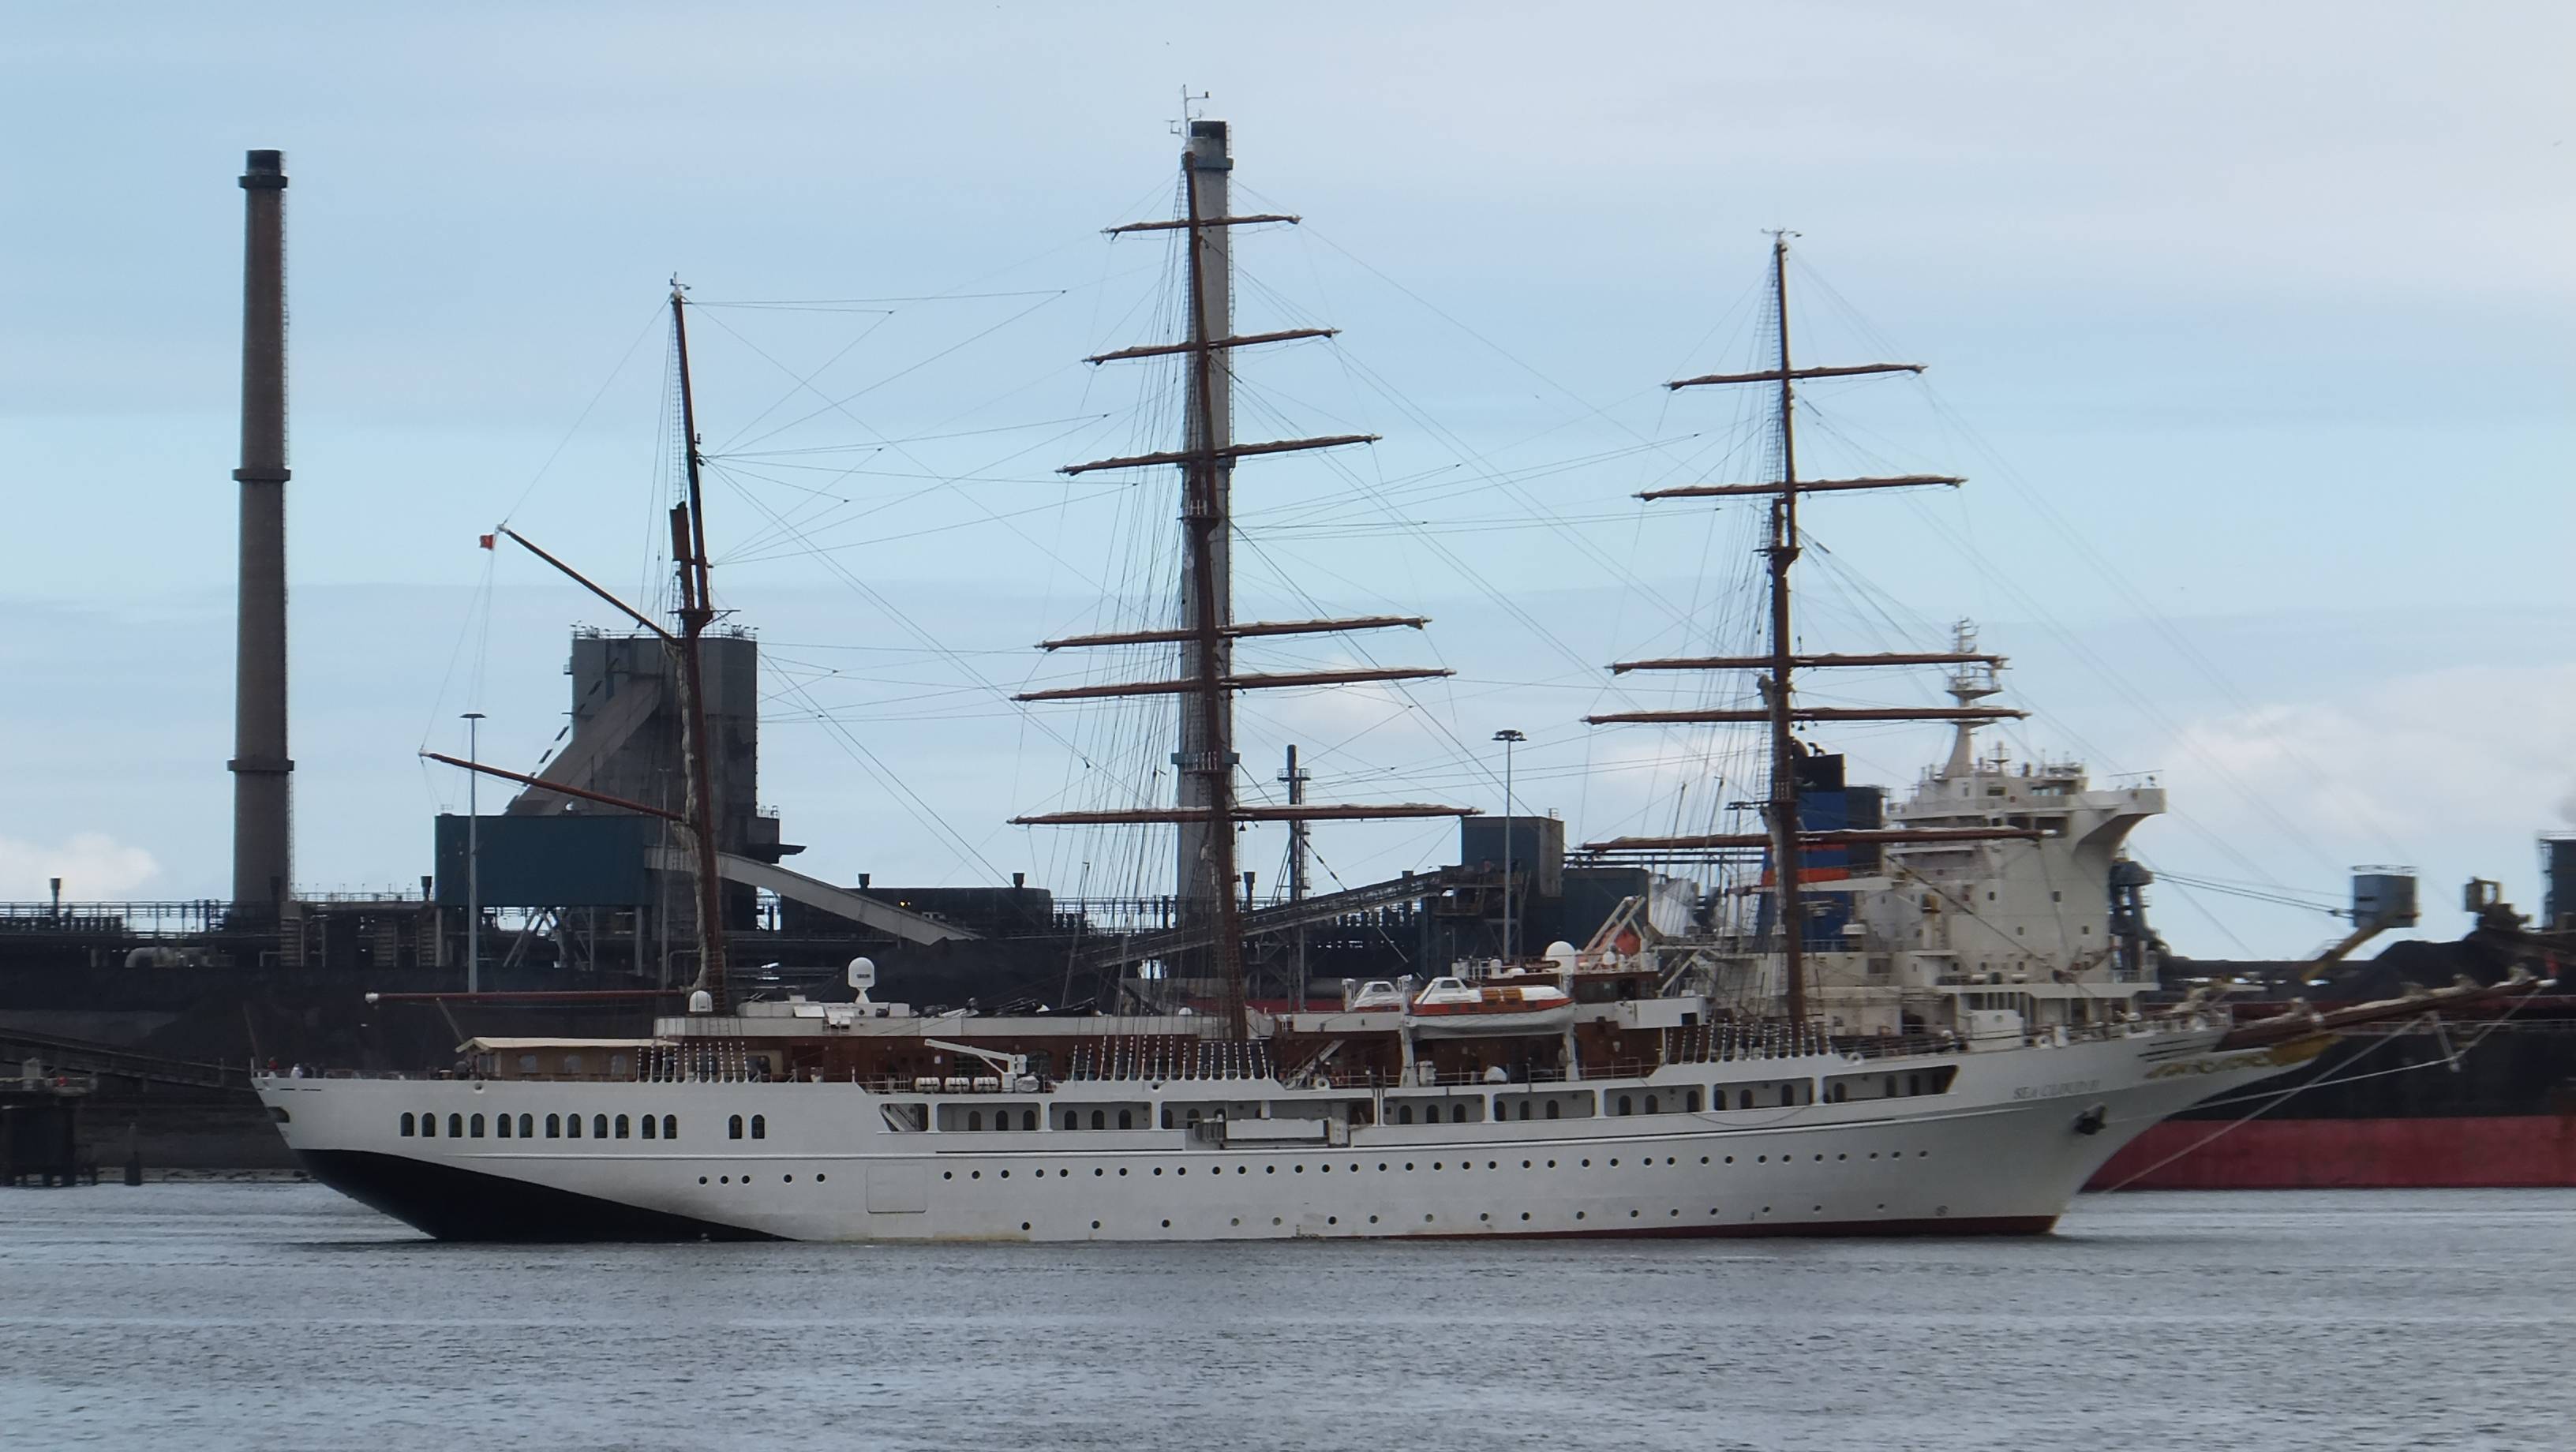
[1015,119,1471,1038]
[668,284,732,1013]
[1585,235,2034,1025]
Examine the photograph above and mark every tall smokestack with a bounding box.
[230,149,291,914]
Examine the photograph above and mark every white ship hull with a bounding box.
[256,1025,2313,1243]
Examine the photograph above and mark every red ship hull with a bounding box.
[2089,1113,2576,1190]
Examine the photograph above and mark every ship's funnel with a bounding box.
[230,148,293,914]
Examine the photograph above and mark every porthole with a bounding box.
[1581,1158,1591,1168]
[1758,1155,1767,1163]
[1327,1216,1338,1226]
[1093,1168,1103,1177]
[942,1171,953,1180]
[1377,1162,1387,1172]
[1546,1159,1557,1169]
[1294,1165,1304,1174]
[1368,1214,1379,1224]
[719,1176,730,1184]
[783,1175,793,1184]
[1665,1156,1676,1166]
[971,1170,981,1180]
[1486,1161,1497,1169]
[1724,1154,1735,1164]
[1001,1170,1010,1179]
[1423,1214,1434,1223]
[1699,1156,1709,1165]
[1478,1213,1489,1222]
[1266,1166,1276,1174]
[1574,1211,1586,1221]
[1814,1154,1823,1162]
[1520,1212,1531,1221]
[1837,1153,1848,1161]
[1177,1167,1187,1177]
[1118,1168,1128,1177]
[1272,1218,1282,1226]
[1319,1165,1328,1173]
[1153,1167,1163,1177]
[1668,1208,1680,1217]
[1630,1210,1640,1218]
[1521,1160,1531,1169]
[697,1176,708,1184]
[1230,1218,1241,1226]
[1432,1162,1442,1171]
[816,1173,826,1183]
[1021,1222,1032,1231]
[1609,1158,1619,1167]
[1091,1220,1102,1229]
[1403,1162,1414,1171]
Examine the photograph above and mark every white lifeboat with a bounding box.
[1402,975,1575,1038]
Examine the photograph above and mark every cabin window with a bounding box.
[1451,1103,1468,1125]
[592,1114,608,1139]
[615,1114,631,1140]
[1159,1107,1174,1129]
[1118,1110,1133,1130]
[447,1113,464,1138]
[1395,1105,1413,1125]
[517,1054,538,1073]
[1091,1110,1106,1130]
[1544,1101,1559,1120]
[1616,1095,1633,1117]
[1517,1101,1531,1121]
[641,1115,656,1140]
[545,1113,561,1139]
[519,1113,534,1137]
[567,1113,582,1140]
[728,1114,744,1140]
[751,1115,766,1140]
[994,1112,1010,1132]
[421,1113,436,1138]
[1644,1095,1660,1116]
[610,1054,629,1076]
[1687,1089,1703,1113]
[1739,1089,1754,1110]
[1065,1111,1080,1131]
[470,1113,485,1138]
[496,1113,511,1140]
[967,1110,983,1132]
[565,1054,584,1075]
[1022,1110,1037,1132]
[663,1115,677,1140]
[399,1113,415,1136]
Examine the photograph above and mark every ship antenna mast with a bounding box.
[668,279,732,1013]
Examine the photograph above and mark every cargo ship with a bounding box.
[2090,854,2576,1190]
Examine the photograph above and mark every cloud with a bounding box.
[0,832,162,900]
[2162,663,2576,853]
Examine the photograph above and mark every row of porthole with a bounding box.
[933,1149,1935,1182]
[400,1111,677,1142]
[698,1173,826,1185]
[1055,1204,1881,1231]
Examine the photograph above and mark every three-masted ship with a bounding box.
[259,124,2540,1243]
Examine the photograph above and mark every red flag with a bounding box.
[478,533,496,550]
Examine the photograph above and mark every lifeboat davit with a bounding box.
[1402,975,1576,1038]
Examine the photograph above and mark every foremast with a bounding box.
[1013,119,1471,1038]
[1584,234,2033,1025]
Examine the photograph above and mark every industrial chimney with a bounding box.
[229,149,292,915]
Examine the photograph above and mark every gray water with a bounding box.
[1,1184,2566,1451]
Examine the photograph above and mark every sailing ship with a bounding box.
[256,122,2545,1242]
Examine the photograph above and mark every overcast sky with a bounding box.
[4,2,2570,958]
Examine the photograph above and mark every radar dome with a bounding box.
[687,989,714,1014]
[848,956,877,1001]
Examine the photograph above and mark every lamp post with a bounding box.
[1492,728,1526,964]
[462,711,485,994]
